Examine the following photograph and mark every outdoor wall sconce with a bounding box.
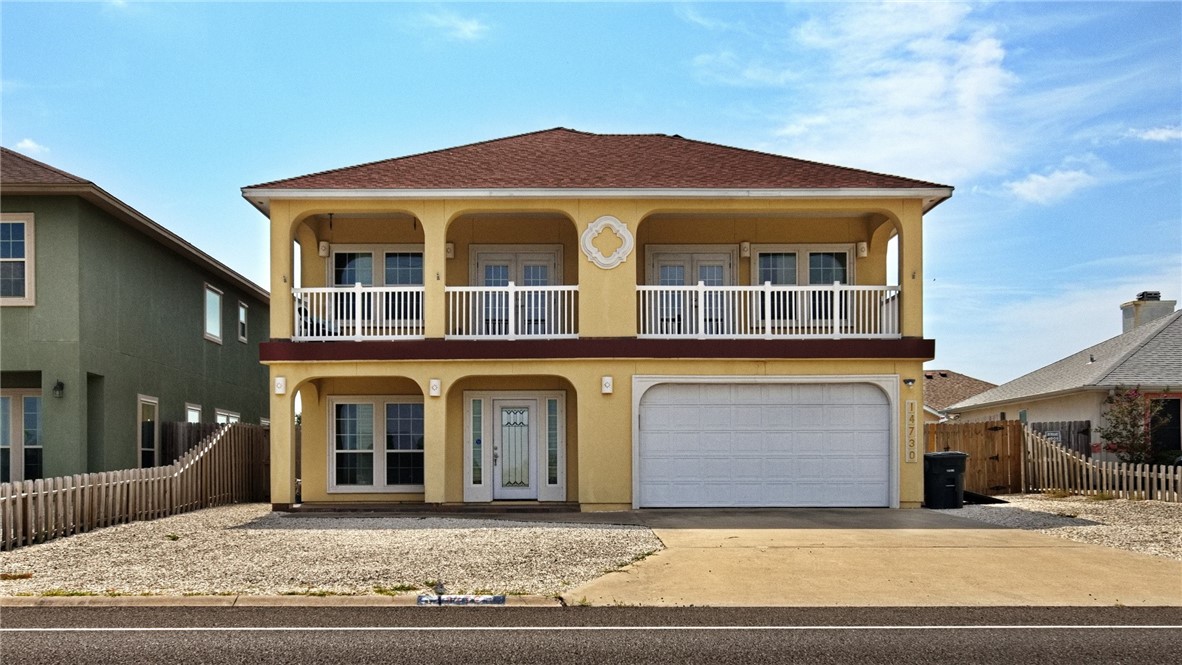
[445,242,455,259]
[856,241,869,258]
[52,380,65,398]
[429,379,442,397]
[903,378,916,388]
[740,241,751,258]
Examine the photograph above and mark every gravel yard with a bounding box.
[0,505,663,597]
[935,494,1182,561]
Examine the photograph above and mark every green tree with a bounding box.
[1094,387,1168,464]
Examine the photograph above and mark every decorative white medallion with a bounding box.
[580,215,635,269]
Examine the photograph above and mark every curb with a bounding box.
[0,594,563,608]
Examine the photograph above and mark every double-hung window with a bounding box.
[329,245,424,332]
[204,284,223,343]
[329,396,424,492]
[0,213,35,306]
[754,245,853,324]
[237,302,248,342]
[1,390,42,482]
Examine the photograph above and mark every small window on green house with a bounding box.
[204,285,223,343]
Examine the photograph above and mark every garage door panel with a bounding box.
[639,382,891,508]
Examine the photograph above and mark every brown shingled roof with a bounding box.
[1,147,90,186]
[924,370,997,412]
[246,128,951,191]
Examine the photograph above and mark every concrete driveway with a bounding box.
[560,509,1182,607]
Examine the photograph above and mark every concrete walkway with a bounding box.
[561,509,1182,607]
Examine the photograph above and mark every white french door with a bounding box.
[492,399,538,500]
[475,249,559,336]
[650,251,732,335]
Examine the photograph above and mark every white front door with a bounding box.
[492,399,538,500]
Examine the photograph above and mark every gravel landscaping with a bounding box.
[934,494,1182,561]
[0,504,663,597]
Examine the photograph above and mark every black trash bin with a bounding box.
[924,451,969,509]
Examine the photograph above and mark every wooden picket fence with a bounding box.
[0,424,269,551]
[1025,426,1182,502]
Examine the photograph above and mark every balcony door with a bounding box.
[647,248,734,335]
[472,246,561,336]
[329,244,423,328]
[754,245,853,326]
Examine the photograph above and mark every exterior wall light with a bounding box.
[902,378,916,388]
[52,380,65,398]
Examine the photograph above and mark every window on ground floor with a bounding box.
[185,403,202,424]
[329,396,424,492]
[1,390,42,482]
[215,409,240,424]
[138,395,159,468]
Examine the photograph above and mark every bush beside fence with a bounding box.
[0,424,269,551]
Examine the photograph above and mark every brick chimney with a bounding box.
[1121,291,1177,332]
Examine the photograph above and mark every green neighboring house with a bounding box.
[0,148,269,482]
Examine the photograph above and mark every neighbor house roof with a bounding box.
[242,128,953,213]
[948,310,1182,412]
[923,370,996,412]
[1,148,268,303]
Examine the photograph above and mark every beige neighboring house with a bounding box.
[946,292,1182,461]
[922,370,996,422]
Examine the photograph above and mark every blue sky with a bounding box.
[3,1,1179,384]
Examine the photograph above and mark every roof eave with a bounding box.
[6,183,269,303]
[241,186,954,217]
[946,385,1118,414]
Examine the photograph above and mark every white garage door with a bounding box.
[638,383,891,507]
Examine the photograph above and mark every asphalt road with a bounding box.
[3,606,1180,664]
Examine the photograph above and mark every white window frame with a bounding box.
[185,403,202,424]
[463,390,566,503]
[327,395,425,493]
[260,417,271,428]
[214,409,240,424]
[750,244,856,286]
[644,244,738,285]
[204,284,223,344]
[237,301,249,343]
[0,213,35,306]
[137,394,160,469]
[1,389,42,482]
[326,244,425,286]
[469,244,563,286]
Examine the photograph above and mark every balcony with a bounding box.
[445,283,578,340]
[637,283,900,339]
[293,285,425,341]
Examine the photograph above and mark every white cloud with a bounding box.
[1004,168,1098,205]
[1127,126,1182,142]
[675,5,737,31]
[421,10,489,41]
[714,2,1020,183]
[13,138,49,155]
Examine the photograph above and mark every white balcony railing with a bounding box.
[292,284,425,341]
[637,283,901,339]
[446,283,578,340]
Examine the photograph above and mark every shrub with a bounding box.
[1094,387,1169,464]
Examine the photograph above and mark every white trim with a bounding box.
[463,390,567,503]
[243,187,953,212]
[214,409,240,424]
[137,394,160,468]
[751,243,857,286]
[185,403,202,424]
[326,243,424,287]
[0,213,35,306]
[631,375,900,509]
[237,301,249,343]
[1,389,42,482]
[326,395,425,494]
[645,244,738,286]
[203,284,223,344]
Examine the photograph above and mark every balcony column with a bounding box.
[420,202,449,339]
[269,369,298,509]
[577,208,640,337]
[269,201,297,339]
[896,200,924,338]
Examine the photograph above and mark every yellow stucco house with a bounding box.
[242,129,952,511]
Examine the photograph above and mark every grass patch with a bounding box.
[165,533,180,541]
[1043,489,1074,499]
[280,589,348,597]
[40,589,99,597]
[1087,492,1116,501]
[373,584,420,596]
[0,572,33,581]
